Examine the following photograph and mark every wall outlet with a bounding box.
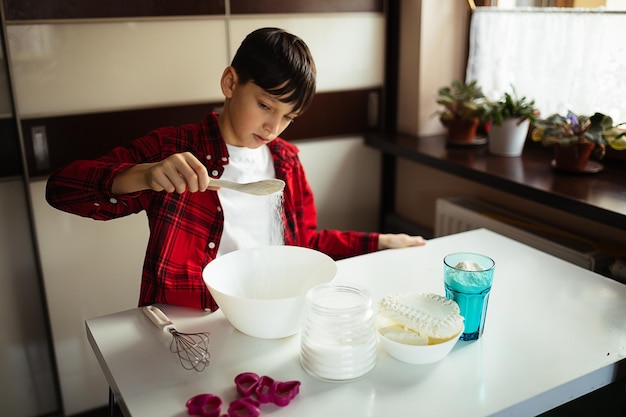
[31,126,50,170]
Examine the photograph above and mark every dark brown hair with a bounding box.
[231,27,316,114]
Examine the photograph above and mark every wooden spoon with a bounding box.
[210,178,285,196]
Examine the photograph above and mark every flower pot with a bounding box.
[446,118,480,143]
[553,142,595,171]
[488,118,530,157]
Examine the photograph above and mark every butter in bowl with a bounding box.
[376,293,463,364]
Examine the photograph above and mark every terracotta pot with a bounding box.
[553,142,595,171]
[446,118,480,143]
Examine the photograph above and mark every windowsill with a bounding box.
[365,131,626,231]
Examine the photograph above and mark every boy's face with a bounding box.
[220,67,299,149]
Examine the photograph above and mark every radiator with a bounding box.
[435,197,600,271]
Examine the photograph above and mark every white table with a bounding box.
[86,229,626,416]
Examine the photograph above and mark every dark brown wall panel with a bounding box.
[0,117,22,177]
[22,89,380,178]
[21,102,221,178]
[231,0,383,14]
[3,0,225,21]
[4,0,382,21]
[282,89,379,141]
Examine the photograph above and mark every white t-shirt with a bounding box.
[216,144,284,256]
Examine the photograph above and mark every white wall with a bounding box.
[8,14,385,118]
[297,136,381,232]
[397,0,469,136]
[28,180,148,413]
[7,13,385,415]
[8,20,228,117]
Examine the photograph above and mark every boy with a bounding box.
[46,27,426,311]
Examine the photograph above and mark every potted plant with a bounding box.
[436,80,488,144]
[483,88,538,157]
[531,111,626,172]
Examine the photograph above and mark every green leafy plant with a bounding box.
[531,111,626,158]
[483,87,538,127]
[603,123,626,151]
[436,80,488,125]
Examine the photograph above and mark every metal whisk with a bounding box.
[142,305,211,372]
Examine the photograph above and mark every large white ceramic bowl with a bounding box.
[378,326,463,365]
[203,246,337,339]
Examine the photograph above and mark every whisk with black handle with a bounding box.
[142,305,211,372]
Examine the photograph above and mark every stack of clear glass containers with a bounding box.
[300,283,377,381]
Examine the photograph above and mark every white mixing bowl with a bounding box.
[203,245,337,339]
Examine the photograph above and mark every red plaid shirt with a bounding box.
[46,113,379,310]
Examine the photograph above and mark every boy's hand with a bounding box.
[378,233,426,250]
[112,152,210,195]
[146,152,210,193]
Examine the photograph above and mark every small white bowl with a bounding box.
[378,327,463,364]
[203,246,337,339]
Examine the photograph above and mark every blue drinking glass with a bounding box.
[444,252,495,341]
